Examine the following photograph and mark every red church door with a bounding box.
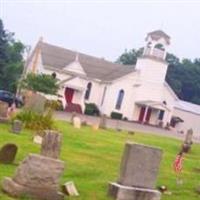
[138,107,145,122]
[65,88,74,104]
[145,108,152,123]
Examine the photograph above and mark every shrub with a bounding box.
[110,112,123,120]
[84,103,100,116]
[45,100,63,111]
[14,109,54,131]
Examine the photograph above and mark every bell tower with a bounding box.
[143,30,170,60]
[135,30,171,84]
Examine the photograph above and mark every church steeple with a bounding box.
[135,30,171,84]
[143,30,170,60]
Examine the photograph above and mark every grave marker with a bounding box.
[41,130,62,159]
[2,130,65,200]
[11,120,23,134]
[24,93,46,113]
[108,142,163,200]
[72,116,81,129]
[2,154,64,200]
[0,100,8,119]
[0,143,18,164]
[182,129,193,153]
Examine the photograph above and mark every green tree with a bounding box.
[116,48,143,65]
[21,73,59,95]
[0,19,25,92]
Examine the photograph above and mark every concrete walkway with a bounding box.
[54,111,200,144]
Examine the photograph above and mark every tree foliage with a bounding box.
[116,48,143,65]
[0,19,25,92]
[21,73,59,95]
[117,48,200,105]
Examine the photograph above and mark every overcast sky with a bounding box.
[1,0,200,61]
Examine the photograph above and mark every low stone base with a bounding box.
[2,177,64,200]
[108,182,161,200]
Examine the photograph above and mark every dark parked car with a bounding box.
[0,90,23,107]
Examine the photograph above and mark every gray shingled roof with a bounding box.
[39,42,135,81]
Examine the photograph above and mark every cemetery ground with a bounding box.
[0,121,200,200]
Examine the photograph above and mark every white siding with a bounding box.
[174,108,200,138]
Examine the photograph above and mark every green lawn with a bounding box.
[0,121,200,200]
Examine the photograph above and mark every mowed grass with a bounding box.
[0,121,200,199]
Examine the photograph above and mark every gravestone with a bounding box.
[72,116,81,129]
[33,135,43,145]
[41,130,62,159]
[182,129,193,153]
[92,123,99,131]
[70,112,77,124]
[184,129,193,145]
[2,154,65,200]
[0,144,18,164]
[2,129,65,200]
[24,92,46,113]
[11,120,23,134]
[108,142,162,200]
[0,100,9,119]
[99,115,107,129]
[62,181,79,196]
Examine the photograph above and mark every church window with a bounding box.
[84,82,92,100]
[115,89,124,110]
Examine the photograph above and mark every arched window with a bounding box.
[84,82,92,100]
[115,89,124,110]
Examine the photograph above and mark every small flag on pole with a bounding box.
[173,152,184,173]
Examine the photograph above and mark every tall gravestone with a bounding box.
[99,115,107,129]
[41,130,62,159]
[24,92,46,113]
[108,142,163,200]
[0,100,9,122]
[182,129,193,153]
[184,129,193,145]
[2,131,65,200]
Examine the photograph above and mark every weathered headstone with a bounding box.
[41,130,62,159]
[2,154,65,200]
[99,114,107,129]
[24,92,46,113]
[62,181,79,196]
[70,112,77,124]
[184,129,193,145]
[108,142,163,200]
[11,120,23,134]
[0,100,9,120]
[72,116,81,129]
[0,143,18,164]
[182,129,193,153]
[33,135,43,145]
[92,123,99,131]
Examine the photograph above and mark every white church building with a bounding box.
[25,30,200,137]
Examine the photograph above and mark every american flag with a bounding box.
[173,153,184,173]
